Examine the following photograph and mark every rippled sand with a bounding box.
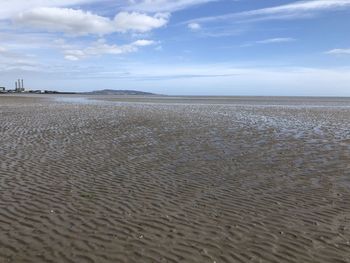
[1,95,350,263]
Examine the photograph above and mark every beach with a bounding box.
[0,94,350,263]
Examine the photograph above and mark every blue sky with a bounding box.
[0,0,350,95]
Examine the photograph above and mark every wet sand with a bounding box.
[0,94,350,263]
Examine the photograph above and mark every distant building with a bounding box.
[29,90,45,94]
[0,87,6,93]
[15,79,25,92]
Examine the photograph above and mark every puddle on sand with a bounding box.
[54,97,103,104]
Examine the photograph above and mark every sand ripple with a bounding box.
[0,95,350,262]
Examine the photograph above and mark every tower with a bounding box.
[21,79,24,91]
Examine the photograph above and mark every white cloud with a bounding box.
[188,22,201,31]
[63,39,156,61]
[126,0,216,12]
[243,0,350,17]
[0,45,35,59]
[240,37,296,47]
[132,39,156,46]
[14,8,169,36]
[190,0,350,23]
[256,38,296,44]
[0,45,40,72]
[0,0,95,19]
[15,8,114,36]
[0,0,214,20]
[114,12,169,33]
[326,48,350,55]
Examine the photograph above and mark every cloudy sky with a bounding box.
[0,0,350,95]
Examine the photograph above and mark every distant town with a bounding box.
[0,82,155,95]
[0,79,68,94]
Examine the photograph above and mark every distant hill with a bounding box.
[83,89,156,95]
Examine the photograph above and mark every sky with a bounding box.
[0,0,350,96]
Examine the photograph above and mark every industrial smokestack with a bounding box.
[21,79,24,91]
[15,81,18,91]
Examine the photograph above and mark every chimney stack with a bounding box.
[21,79,24,91]
[15,81,18,91]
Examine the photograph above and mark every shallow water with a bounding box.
[54,96,102,104]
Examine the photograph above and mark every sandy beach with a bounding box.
[0,94,350,263]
